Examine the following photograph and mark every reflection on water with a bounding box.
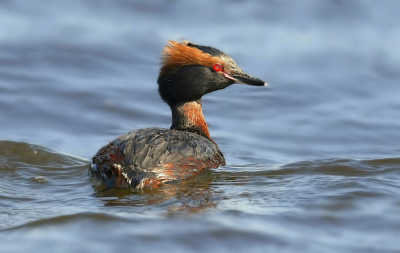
[1,141,399,252]
[95,172,218,215]
[1,0,400,252]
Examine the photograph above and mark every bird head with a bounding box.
[158,40,266,106]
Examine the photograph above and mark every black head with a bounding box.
[157,40,266,107]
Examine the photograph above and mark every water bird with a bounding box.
[90,40,266,189]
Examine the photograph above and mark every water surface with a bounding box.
[1,1,400,252]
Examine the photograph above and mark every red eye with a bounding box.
[213,64,223,72]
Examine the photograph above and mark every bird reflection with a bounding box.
[92,171,218,215]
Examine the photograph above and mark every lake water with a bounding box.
[1,1,400,252]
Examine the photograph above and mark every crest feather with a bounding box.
[159,40,223,78]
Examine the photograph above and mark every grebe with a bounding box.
[90,40,266,189]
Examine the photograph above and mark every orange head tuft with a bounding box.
[159,40,225,80]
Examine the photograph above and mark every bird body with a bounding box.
[90,127,224,188]
[90,40,265,189]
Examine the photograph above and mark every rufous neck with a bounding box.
[171,100,211,139]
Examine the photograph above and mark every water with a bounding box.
[1,1,400,252]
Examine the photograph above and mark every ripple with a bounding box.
[1,0,400,252]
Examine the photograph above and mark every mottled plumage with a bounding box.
[90,128,225,188]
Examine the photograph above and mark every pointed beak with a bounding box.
[223,71,267,86]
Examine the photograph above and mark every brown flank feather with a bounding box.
[160,40,224,78]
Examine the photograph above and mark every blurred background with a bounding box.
[0,1,399,252]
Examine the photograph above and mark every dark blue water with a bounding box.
[1,1,400,252]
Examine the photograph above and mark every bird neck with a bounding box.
[171,99,211,140]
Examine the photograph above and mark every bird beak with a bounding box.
[223,71,267,86]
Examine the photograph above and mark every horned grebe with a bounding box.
[90,40,266,189]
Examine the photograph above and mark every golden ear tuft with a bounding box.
[159,40,223,78]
